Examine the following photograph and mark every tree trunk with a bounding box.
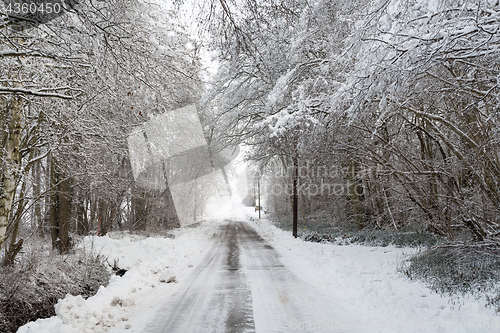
[76,191,88,235]
[0,97,23,250]
[76,199,85,235]
[48,158,72,253]
[49,157,59,249]
[90,191,97,232]
[348,160,365,229]
[131,187,147,231]
[33,149,43,237]
[58,177,71,253]
[3,179,26,266]
[98,199,109,236]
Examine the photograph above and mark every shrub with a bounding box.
[348,230,441,248]
[0,244,110,333]
[274,216,441,248]
[399,243,500,312]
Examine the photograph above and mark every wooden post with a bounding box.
[292,139,298,238]
[258,179,261,219]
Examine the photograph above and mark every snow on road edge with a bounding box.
[17,220,221,333]
[247,215,499,333]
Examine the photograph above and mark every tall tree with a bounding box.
[1,0,202,259]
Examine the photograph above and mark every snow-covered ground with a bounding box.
[18,206,499,333]
[249,216,499,332]
[17,220,222,333]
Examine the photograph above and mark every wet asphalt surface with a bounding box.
[146,221,345,333]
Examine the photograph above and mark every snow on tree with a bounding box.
[0,0,202,259]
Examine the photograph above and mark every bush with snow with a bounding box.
[0,243,110,333]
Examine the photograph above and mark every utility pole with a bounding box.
[292,137,298,238]
[258,179,261,219]
[253,186,256,207]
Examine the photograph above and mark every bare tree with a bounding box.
[1,0,202,260]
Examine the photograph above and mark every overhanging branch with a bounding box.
[0,87,73,99]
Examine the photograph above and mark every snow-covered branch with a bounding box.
[0,87,73,99]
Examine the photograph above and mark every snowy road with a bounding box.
[145,221,345,333]
[18,214,500,333]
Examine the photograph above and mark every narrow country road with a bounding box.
[145,221,347,333]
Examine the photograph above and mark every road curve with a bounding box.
[146,221,346,333]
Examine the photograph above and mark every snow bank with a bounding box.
[249,217,499,333]
[17,221,220,333]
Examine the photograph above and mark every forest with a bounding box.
[1,0,500,331]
